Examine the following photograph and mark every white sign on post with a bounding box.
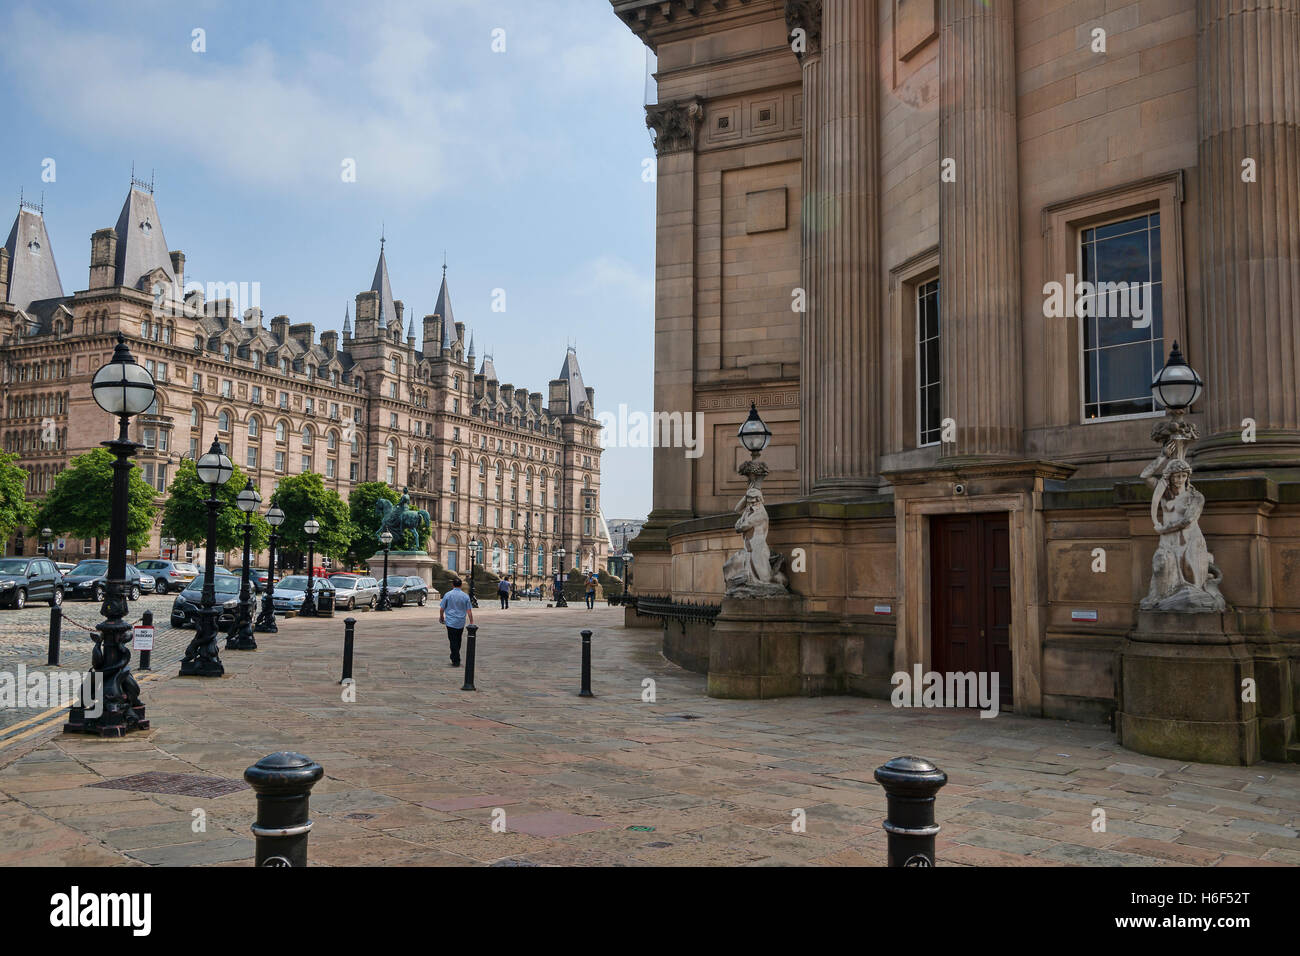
[57,539,66,552]
[132,626,155,651]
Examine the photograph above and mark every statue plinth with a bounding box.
[366,551,437,587]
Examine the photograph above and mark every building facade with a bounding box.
[613,0,1300,750]
[1,182,606,582]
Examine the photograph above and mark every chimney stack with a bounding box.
[89,228,118,290]
[320,330,338,356]
[169,250,185,293]
[270,314,290,344]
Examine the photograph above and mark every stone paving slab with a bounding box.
[0,601,1296,866]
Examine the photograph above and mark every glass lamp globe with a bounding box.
[91,334,156,417]
[738,401,772,454]
[304,518,320,536]
[380,531,393,546]
[196,439,233,486]
[266,506,285,528]
[1151,341,1205,411]
[236,479,261,513]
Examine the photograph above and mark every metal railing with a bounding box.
[632,594,721,627]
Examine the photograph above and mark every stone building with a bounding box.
[0,180,606,582]
[612,0,1300,759]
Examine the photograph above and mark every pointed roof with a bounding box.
[4,204,64,311]
[113,185,175,290]
[480,353,498,382]
[467,330,476,359]
[407,314,416,340]
[557,347,587,413]
[342,302,352,337]
[434,263,455,348]
[370,239,398,330]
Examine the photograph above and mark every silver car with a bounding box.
[272,575,336,614]
[328,574,379,610]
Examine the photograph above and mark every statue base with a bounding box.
[367,551,437,587]
[707,595,851,699]
[1117,610,1297,765]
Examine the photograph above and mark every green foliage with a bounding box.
[161,459,269,554]
[35,448,156,552]
[270,472,351,559]
[347,482,400,562]
[0,452,36,546]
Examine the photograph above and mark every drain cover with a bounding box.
[345,813,377,821]
[89,771,248,799]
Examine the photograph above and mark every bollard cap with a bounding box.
[581,629,593,638]
[244,751,324,796]
[344,617,356,625]
[874,755,948,795]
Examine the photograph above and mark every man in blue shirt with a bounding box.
[439,578,474,667]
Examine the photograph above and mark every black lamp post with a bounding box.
[161,535,175,560]
[377,530,393,611]
[301,517,320,616]
[738,401,772,459]
[625,552,634,591]
[255,504,284,632]
[555,547,568,607]
[1150,341,1204,415]
[467,540,479,608]
[40,526,52,556]
[522,519,532,596]
[228,478,260,651]
[65,334,155,735]
[179,438,233,677]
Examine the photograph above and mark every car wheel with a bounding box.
[49,587,62,608]
[368,596,376,608]
[94,584,106,602]
[346,597,355,610]
[130,585,141,601]
[14,588,26,610]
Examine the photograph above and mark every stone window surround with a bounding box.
[884,246,941,471]
[1040,171,1187,431]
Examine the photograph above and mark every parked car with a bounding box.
[382,575,410,606]
[273,575,336,614]
[55,562,76,575]
[134,560,198,594]
[252,570,271,592]
[127,565,157,594]
[62,561,152,601]
[170,573,242,629]
[401,576,429,607]
[0,557,64,609]
[328,574,379,610]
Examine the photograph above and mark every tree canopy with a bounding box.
[269,472,351,559]
[347,482,400,563]
[35,448,156,553]
[0,452,36,547]
[161,459,270,554]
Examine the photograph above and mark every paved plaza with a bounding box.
[0,602,1296,867]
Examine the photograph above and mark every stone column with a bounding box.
[797,0,882,496]
[1195,0,1300,467]
[937,0,1023,459]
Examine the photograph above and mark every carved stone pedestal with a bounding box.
[707,596,845,699]
[366,551,437,587]
[1117,611,1296,766]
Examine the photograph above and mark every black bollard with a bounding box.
[47,606,61,666]
[137,609,153,671]
[874,755,948,867]
[339,617,356,685]
[243,752,325,867]
[579,629,594,697]
[461,624,477,692]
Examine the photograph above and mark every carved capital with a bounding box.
[785,0,822,60]
[645,97,704,155]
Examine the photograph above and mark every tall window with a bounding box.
[916,278,941,446]
[218,411,231,432]
[1080,212,1163,420]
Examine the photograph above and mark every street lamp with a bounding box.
[738,401,772,458]
[162,535,176,560]
[255,504,284,633]
[66,334,155,735]
[467,540,480,608]
[1151,341,1204,414]
[179,437,233,677]
[625,552,634,591]
[40,527,52,556]
[301,517,320,616]
[228,478,261,651]
[555,547,568,607]
[377,530,393,611]
[522,518,532,600]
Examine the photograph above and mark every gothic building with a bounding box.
[0,180,607,581]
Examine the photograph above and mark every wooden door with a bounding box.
[929,513,1013,708]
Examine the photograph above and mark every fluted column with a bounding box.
[1196,0,1300,466]
[798,0,882,496]
[938,0,1023,459]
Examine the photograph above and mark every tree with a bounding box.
[0,452,36,549]
[161,459,269,555]
[36,448,156,556]
[269,472,351,564]
[347,482,400,563]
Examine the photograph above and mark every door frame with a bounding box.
[894,491,1045,715]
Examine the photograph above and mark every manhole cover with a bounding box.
[345,813,377,821]
[89,771,248,799]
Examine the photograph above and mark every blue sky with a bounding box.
[1,0,656,520]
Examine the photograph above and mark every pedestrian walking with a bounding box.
[584,569,598,609]
[439,577,474,667]
[498,574,511,609]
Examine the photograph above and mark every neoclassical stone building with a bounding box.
[614,0,1300,755]
[0,181,606,581]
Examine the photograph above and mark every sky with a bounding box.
[0,0,657,520]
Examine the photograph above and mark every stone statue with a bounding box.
[1139,422,1225,612]
[722,464,789,599]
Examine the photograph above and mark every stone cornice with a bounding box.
[612,0,764,51]
[645,97,705,154]
[882,458,1079,486]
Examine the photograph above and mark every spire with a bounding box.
[557,346,587,414]
[4,198,65,311]
[480,352,498,382]
[467,329,476,361]
[407,313,416,341]
[342,301,352,337]
[370,236,397,330]
[113,180,175,290]
[435,265,454,352]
